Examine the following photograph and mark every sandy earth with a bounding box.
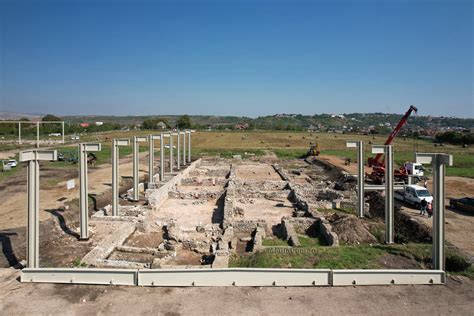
[0,155,149,230]
[235,164,283,181]
[0,268,473,315]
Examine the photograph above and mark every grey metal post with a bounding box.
[112,139,130,216]
[36,121,40,148]
[182,131,187,166]
[187,131,191,162]
[62,122,65,144]
[79,143,101,240]
[160,133,165,181]
[20,150,57,268]
[385,145,394,244]
[416,153,453,271]
[372,145,394,244]
[346,141,364,218]
[133,137,147,201]
[148,134,155,185]
[18,122,22,145]
[177,130,181,170]
[169,132,174,173]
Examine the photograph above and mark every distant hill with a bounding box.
[0,112,43,120]
[61,113,474,131]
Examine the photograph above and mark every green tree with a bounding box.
[177,115,192,129]
[141,117,170,130]
[42,114,62,121]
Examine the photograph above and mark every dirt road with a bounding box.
[0,268,472,315]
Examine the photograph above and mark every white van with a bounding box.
[395,184,433,208]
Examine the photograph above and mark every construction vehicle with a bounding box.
[306,142,320,157]
[367,105,422,184]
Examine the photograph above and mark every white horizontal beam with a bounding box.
[136,136,148,142]
[138,268,331,287]
[19,150,57,162]
[21,268,137,286]
[82,143,101,152]
[346,140,359,148]
[332,269,445,286]
[416,153,453,166]
[149,135,161,140]
[114,139,130,146]
[371,145,385,154]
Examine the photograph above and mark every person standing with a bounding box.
[427,202,433,218]
[420,198,428,216]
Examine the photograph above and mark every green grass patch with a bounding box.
[229,244,384,269]
[262,237,289,247]
[273,148,307,159]
[298,235,324,247]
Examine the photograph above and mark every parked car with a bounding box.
[449,197,474,213]
[395,184,433,208]
[6,159,17,167]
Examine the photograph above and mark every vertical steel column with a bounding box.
[62,122,65,144]
[20,150,57,268]
[112,140,119,216]
[36,121,40,148]
[385,145,394,244]
[160,133,165,181]
[177,130,181,170]
[187,131,191,162]
[18,122,22,145]
[27,159,40,268]
[132,137,148,201]
[357,142,364,218]
[79,143,101,240]
[346,141,365,218]
[416,153,452,271]
[169,132,174,173]
[112,139,130,216]
[182,131,187,166]
[79,144,88,239]
[148,135,155,184]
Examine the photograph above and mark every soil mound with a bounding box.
[327,213,377,245]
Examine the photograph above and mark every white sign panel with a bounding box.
[67,179,75,190]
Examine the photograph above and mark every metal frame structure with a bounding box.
[160,132,165,181]
[19,149,58,268]
[17,137,450,287]
[0,120,65,147]
[182,131,187,166]
[132,136,147,200]
[79,143,101,240]
[415,153,453,270]
[112,139,130,216]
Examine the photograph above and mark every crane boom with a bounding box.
[368,105,418,167]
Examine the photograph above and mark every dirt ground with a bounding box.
[0,268,473,315]
[0,154,149,230]
[235,164,282,181]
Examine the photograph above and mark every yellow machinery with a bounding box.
[307,142,320,156]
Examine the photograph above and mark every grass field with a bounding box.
[2,130,473,179]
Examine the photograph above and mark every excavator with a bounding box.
[366,105,423,184]
[306,142,321,157]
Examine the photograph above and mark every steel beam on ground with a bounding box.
[332,269,445,286]
[346,140,364,217]
[138,268,331,287]
[416,153,453,271]
[19,150,57,268]
[21,268,137,286]
[132,136,147,201]
[372,145,394,244]
[79,143,101,240]
[112,139,130,216]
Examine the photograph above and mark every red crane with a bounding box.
[367,105,418,167]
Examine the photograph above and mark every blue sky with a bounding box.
[0,0,472,117]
